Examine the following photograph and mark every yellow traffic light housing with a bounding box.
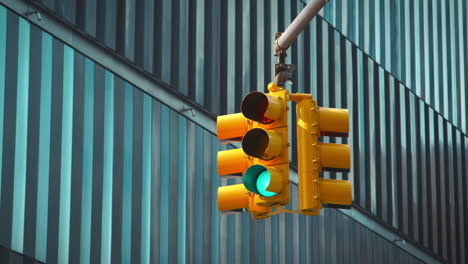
[216,106,273,219]
[216,83,291,219]
[217,184,249,212]
[295,96,352,215]
[216,83,351,219]
[240,86,290,207]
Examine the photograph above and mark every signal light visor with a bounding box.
[320,179,352,205]
[242,128,282,160]
[318,108,349,137]
[241,92,282,124]
[218,184,250,211]
[217,113,249,141]
[217,148,249,176]
[319,143,350,172]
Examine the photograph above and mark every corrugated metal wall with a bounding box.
[0,244,42,264]
[31,0,468,137]
[23,0,468,263]
[0,0,468,263]
[319,0,468,134]
[0,7,428,264]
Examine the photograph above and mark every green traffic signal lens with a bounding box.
[243,165,278,198]
[256,170,277,197]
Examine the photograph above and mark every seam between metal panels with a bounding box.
[298,0,468,138]
[0,1,443,263]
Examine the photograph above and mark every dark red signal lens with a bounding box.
[241,92,274,124]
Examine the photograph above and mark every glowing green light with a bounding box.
[256,170,277,197]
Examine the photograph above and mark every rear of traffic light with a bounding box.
[296,98,352,215]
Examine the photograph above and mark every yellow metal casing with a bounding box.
[296,99,321,212]
[248,193,271,219]
[319,143,350,171]
[318,107,349,137]
[295,97,352,213]
[320,179,352,205]
[241,87,290,208]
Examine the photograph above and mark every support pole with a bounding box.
[274,0,329,55]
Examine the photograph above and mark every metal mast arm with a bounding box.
[274,0,329,55]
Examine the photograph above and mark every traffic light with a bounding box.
[216,110,272,219]
[216,83,290,219]
[295,97,352,215]
[240,83,290,207]
[216,84,350,218]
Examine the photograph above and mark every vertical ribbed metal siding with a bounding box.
[319,0,468,135]
[0,6,431,264]
[32,0,468,136]
[3,1,468,263]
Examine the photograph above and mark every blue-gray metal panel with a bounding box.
[68,49,84,264]
[0,9,19,250]
[368,57,376,215]
[389,77,398,229]
[202,130,212,263]
[90,62,105,264]
[130,83,141,262]
[320,0,468,135]
[420,102,429,248]
[428,108,439,254]
[461,0,468,133]
[46,37,64,264]
[400,84,409,235]
[439,115,448,260]
[456,132,466,263]
[447,127,456,263]
[409,93,419,241]
[441,2,449,120]
[378,68,387,222]
[356,48,366,208]
[110,76,125,264]
[185,108,196,264]
[82,0,96,36]
[23,23,41,258]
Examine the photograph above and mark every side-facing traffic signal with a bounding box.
[294,95,352,215]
